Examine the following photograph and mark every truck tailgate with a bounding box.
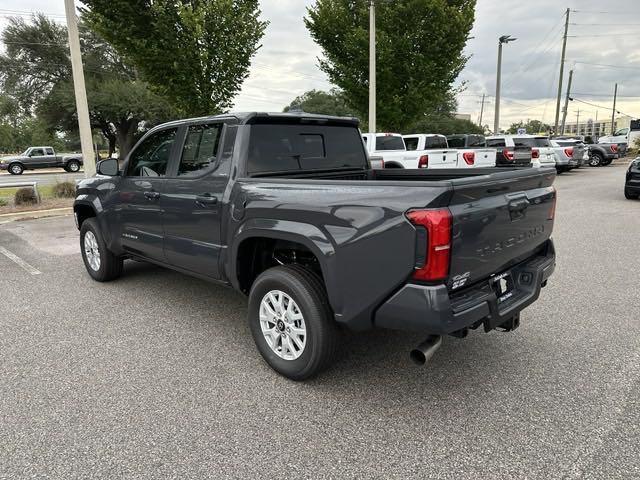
[447,168,556,290]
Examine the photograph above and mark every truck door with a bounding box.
[26,148,47,168]
[161,121,231,279]
[43,147,58,167]
[116,126,179,262]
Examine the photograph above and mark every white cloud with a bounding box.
[2,0,639,129]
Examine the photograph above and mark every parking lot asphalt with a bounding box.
[0,163,638,479]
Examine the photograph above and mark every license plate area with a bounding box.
[491,271,515,303]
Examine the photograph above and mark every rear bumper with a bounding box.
[0,164,8,171]
[375,240,556,334]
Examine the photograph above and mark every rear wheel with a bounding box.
[248,265,338,380]
[80,218,123,282]
[9,163,23,175]
[589,153,603,167]
[65,159,81,172]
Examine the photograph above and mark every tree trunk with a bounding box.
[115,119,138,159]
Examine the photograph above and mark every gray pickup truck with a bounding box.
[74,113,557,380]
[0,146,83,175]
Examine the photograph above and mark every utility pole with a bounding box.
[479,93,486,127]
[576,109,580,135]
[554,8,570,135]
[64,0,95,177]
[611,82,618,135]
[368,0,376,133]
[560,69,573,135]
[494,35,516,134]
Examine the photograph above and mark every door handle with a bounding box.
[144,191,160,201]
[508,197,530,212]
[195,194,218,206]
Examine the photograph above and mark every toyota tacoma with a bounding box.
[74,113,557,380]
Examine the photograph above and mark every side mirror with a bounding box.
[97,158,119,176]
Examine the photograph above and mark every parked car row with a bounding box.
[362,132,596,173]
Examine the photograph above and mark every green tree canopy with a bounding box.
[283,89,354,117]
[507,120,552,135]
[408,114,483,136]
[305,0,476,132]
[0,14,176,157]
[81,0,268,117]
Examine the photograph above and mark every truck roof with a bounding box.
[157,112,360,129]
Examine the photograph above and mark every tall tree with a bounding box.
[283,89,354,117]
[507,120,552,135]
[0,14,176,157]
[305,0,476,132]
[81,0,268,117]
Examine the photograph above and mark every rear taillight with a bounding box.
[406,208,452,281]
[462,151,475,165]
[610,144,618,153]
[564,147,574,158]
[418,155,429,168]
[532,148,540,159]
[503,148,514,161]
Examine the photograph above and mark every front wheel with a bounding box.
[80,218,123,282]
[248,265,338,380]
[625,189,639,200]
[9,163,23,175]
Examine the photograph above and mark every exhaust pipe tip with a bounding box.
[410,335,442,366]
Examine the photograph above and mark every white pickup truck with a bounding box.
[445,134,497,168]
[362,133,456,169]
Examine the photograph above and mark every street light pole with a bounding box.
[611,83,618,135]
[494,35,516,134]
[368,0,376,133]
[64,0,95,177]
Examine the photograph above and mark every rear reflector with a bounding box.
[532,148,540,159]
[564,147,574,158]
[610,144,618,153]
[406,209,452,281]
[418,155,429,168]
[548,187,557,220]
[462,151,475,165]
[503,148,514,161]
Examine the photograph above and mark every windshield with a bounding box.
[514,137,551,148]
[375,135,405,151]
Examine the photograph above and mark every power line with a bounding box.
[568,33,638,38]
[573,61,640,71]
[570,97,637,118]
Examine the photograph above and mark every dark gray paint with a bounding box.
[75,113,556,333]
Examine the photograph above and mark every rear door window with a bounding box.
[248,124,367,175]
[423,136,448,149]
[375,135,405,151]
[178,123,223,176]
[404,137,419,151]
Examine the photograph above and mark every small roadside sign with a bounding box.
[517,128,527,135]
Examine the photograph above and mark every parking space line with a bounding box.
[0,246,42,275]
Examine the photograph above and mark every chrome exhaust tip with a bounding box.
[410,335,442,366]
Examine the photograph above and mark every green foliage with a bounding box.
[407,114,483,136]
[283,89,354,117]
[507,120,552,135]
[82,0,268,117]
[0,198,8,207]
[632,136,640,152]
[305,0,476,132]
[0,15,177,157]
[52,181,76,198]
[14,187,38,205]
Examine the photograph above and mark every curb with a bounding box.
[0,206,73,225]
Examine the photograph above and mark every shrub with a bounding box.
[14,187,38,205]
[0,198,8,207]
[52,181,76,198]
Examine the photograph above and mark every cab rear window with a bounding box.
[248,124,367,174]
[514,137,551,148]
[375,135,405,151]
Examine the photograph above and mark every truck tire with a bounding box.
[248,265,338,380]
[65,159,81,172]
[625,189,639,200]
[8,163,23,175]
[602,158,613,166]
[589,152,603,167]
[80,218,123,282]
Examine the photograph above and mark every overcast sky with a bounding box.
[2,0,639,130]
